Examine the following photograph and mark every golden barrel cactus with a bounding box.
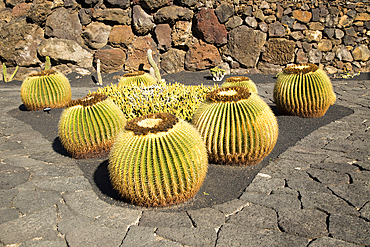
[58,93,126,159]
[20,70,72,111]
[221,76,258,94]
[274,63,336,118]
[108,113,208,207]
[118,71,157,87]
[192,86,278,166]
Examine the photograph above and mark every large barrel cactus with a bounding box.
[274,63,336,118]
[118,71,157,87]
[108,112,208,207]
[221,76,258,94]
[20,70,72,111]
[58,93,126,159]
[192,86,278,166]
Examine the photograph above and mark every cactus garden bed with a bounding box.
[7,71,354,211]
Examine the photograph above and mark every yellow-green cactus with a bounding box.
[192,86,278,166]
[274,63,336,118]
[221,76,258,94]
[58,93,126,159]
[20,70,71,111]
[109,112,208,207]
[118,71,157,87]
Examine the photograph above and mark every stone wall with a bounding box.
[1,0,370,79]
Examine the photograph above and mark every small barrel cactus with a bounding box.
[221,76,258,94]
[58,93,126,159]
[274,63,336,118]
[192,86,278,166]
[108,112,208,207]
[20,70,72,111]
[118,71,157,87]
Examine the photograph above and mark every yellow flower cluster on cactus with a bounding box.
[91,82,218,121]
[274,63,336,118]
[108,112,208,207]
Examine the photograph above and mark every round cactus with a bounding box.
[58,93,126,159]
[20,70,72,111]
[191,86,278,166]
[221,76,258,94]
[118,71,157,87]
[274,63,336,118]
[108,112,208,207]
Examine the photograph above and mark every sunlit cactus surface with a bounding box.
[221,76,258,94]
[274,63,336,118]
[118,71,157,87]
[192,86,278,166]
[58,93,126,159]
[108,113,208,207]
[20,70,72,111]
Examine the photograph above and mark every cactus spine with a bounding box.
[221,76,258,94]
[118,71,157,87]
[274,63,336,118]
[192,87,278,166]
[109,113,208,207]
[58,93,126,159]
[20,70,72,111]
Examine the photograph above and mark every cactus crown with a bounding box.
[225,76,251,82]
[125,112,179,135]
[207,86,251,103]
[67,93,108,108]
[123,71,145,77]
[283,63,319,74]
[28,69,57,77]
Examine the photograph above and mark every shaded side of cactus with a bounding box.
[20,70,72,111]
[58,93,126,159]
[273,63,336,118]
[192,87,278,166]
[118,71,157,87]
[108,113,208,207]
[221,76,258,94]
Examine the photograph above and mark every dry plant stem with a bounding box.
[97,59,103,85]
[147,49,161,83]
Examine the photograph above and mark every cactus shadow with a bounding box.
[269,104,284,116]
[91,75,98,85]
[18,104,28,111]
[52,137,71,157]
[93,159,127,202]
